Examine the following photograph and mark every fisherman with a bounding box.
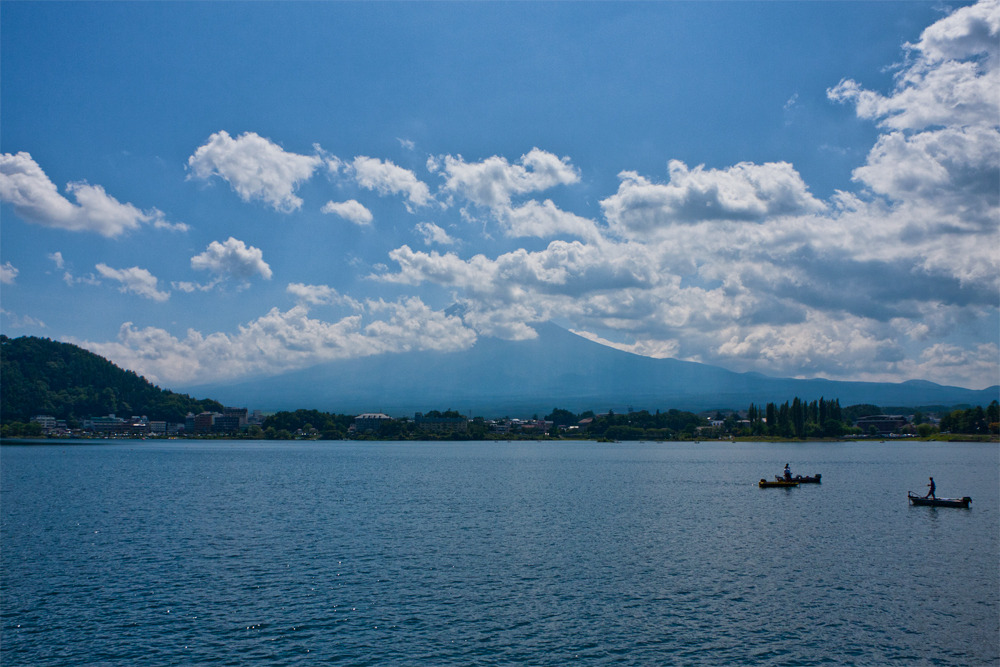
[925,477,936,499]
[783,463,792,481]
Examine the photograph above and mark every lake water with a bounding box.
[1,439,997,666]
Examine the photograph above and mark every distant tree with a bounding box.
[544,408,578,426]
[987,400,1000,425]
[765,403,777,436]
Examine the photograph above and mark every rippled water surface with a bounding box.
[2,439,997,665]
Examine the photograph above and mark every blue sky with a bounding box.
[2,1,998,392]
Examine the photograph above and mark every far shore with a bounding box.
[2,434,997,444]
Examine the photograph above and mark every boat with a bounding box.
[759,478,798,487]
[775,474,821,484]
[908,493,971,508]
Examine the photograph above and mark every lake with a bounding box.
[1,439,997,666]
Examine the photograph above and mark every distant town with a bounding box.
[10,400,999,442]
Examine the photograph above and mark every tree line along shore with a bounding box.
[3,400,997,442]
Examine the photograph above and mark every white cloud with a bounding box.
[171,280,216,293]
[187,131,321,212]
[415,222,457,246]
[190,237,273,281]
[0,152,183,237]
[363,296,478,352]
[1,261,18,285]
[74,299,475,386]
[822,0,1000,304]
[286,282,361,309]
[63,270,101,287]
[829,0,998,132]
[601,160,826,238]
[47,252,65,270]
[851,124,999,227]
[828,0,998,214]
[95,263,170,302]
[321,199,373,225]
[499,199,600,240]
[329,156,434,211]
[432,147,580,209]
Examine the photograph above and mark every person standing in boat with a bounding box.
[925,477,936,499]
[783,463,792,481]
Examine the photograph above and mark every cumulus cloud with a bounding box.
[1,262,19,285]
[286,282,361,309]
[499,199,600,240]
[829,0,999,131]
[601,160,826,238]
[95,263,170,302]
[327,155,434,211]
[187,131,321,212]
[415,222,457,246]
[350,156,434,209]
[74,299,475,386]
[822,0,1000,315]
[171,280,216,293]
[828,0,999,222]
[191,237,273,282]
[0,152,186,237]
[431,148,580,209]
[321,199,373,225]
[47,252,65,270]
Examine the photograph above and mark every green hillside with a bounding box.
[0,335,222,425]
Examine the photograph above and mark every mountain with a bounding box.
[183,323,998,416]
[0,335,222,424]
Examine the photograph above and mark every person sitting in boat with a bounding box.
[783,463,792,481]
[925,477,936,499]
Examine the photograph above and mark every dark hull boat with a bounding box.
[775,474,821,484]
[908,493,971,508]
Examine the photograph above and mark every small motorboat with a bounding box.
[908,493,971,508]
[760,478,798,487]
[775,474,821,484]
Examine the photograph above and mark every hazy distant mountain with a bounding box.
[184,323,998,416]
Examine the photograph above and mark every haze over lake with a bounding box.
[2,439,996,665]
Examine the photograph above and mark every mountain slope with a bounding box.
[184,323,998,415]
[0,335,222,423]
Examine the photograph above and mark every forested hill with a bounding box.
[0,335,222,424]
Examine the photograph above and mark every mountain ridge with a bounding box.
[182,323,998,416]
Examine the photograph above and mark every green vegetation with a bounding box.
[582,409,705,441]
[259,410,355,440]
[940,401,999,436]
[745,397,846,438]
[0,335,222,427]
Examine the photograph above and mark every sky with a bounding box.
[1,1,998,393]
